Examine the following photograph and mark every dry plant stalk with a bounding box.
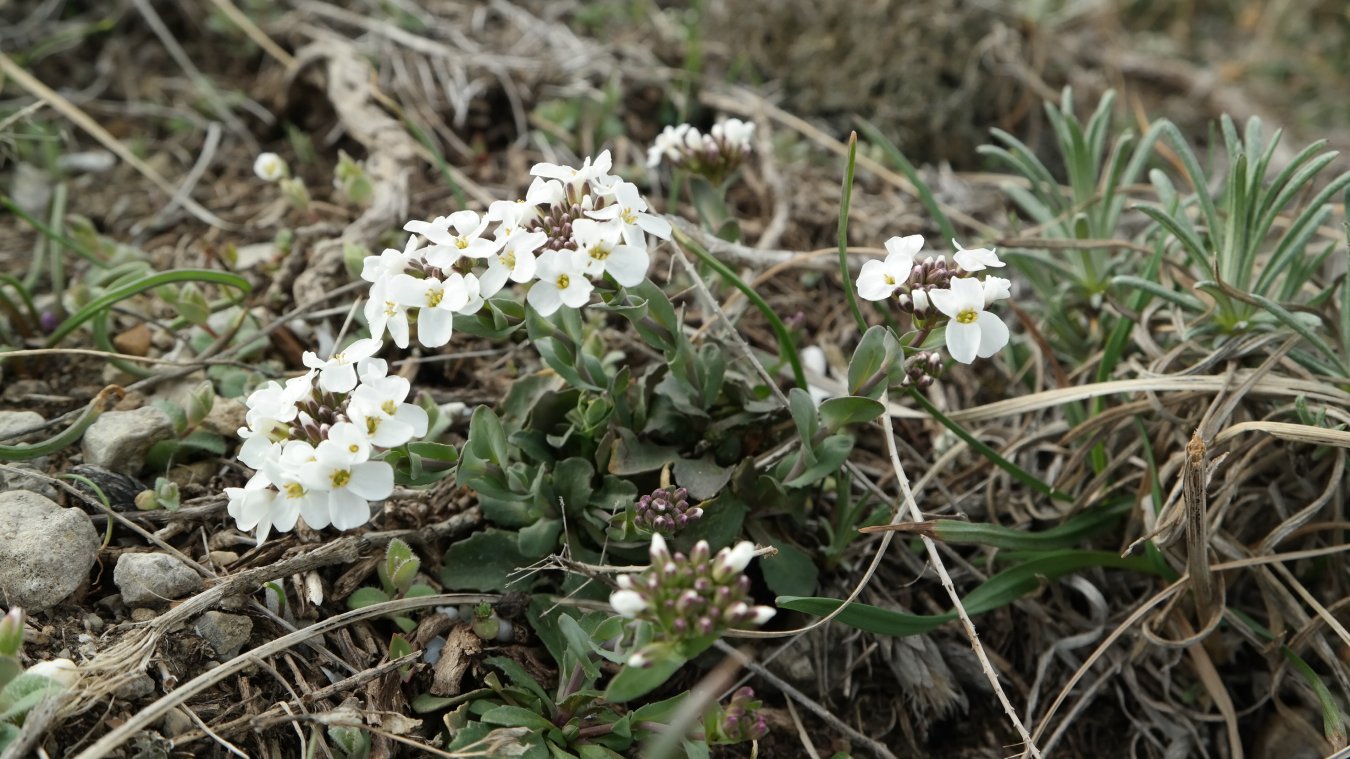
[1183,430,1218,624]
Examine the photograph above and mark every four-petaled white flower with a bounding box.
[302,338,382,394]
[405,211,502,261]
[586,181,672,247]
[857,235,922,301]
[365,279,411,349]
[532,149,615,193]
[929,277,1011,364]
[300,423,394,530]
[387,272,479,348]
[571,218,649,287]
[347,374,429,448]
[480,229,546,297]
[952,240,1004,272]
[362,235,420,284]
[528,250,594,316]
[982,276,1012,306]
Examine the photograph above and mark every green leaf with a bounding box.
[608,429,678,476]
[486,656,553,708]
[784,434,854,488]
[760,542,818,597]
[671,456,733,501]
[441,530,530,592]
[787,387,818,445]
[557,614,601,680]
[847,325,896,398]
[347,587,390,610]
[818,396,885,432]
[551,457,595,516]
[480,704,555,732]
[604,645,686,703]
[518,518,562,560]
[677,492,748,550]
[382,538,421,595]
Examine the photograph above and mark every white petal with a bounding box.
[329,490,372,530]
[527,283,563,316]
[857,260,896,301]
[975,311,1010,358]
[945,321,980,364]
[605,245,649,287]
[417,308,453,348]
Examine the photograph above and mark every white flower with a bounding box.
[531,150,616,193]
[982,276,1012,306]
[856,235,922,301]
[571,218,649,286]
[480,229,545,298]
[262,440,332,531]
[952,240,1004,272]
[928,277,1010,364]
[301,431,394,530]
[253,153,289,182]
[365,279,411,349]
[405,211,501,261]
[525,177,566,207]
[712,541,757,581]
[361,236,420,284]
[388,272,476,348]
[711,118,755,150]
[586,181,672,246]
[609,589,647,618]
[527,250,594,316]
[226,472,292,544]
[648,124,692,167]
[302,338,382,393]
[347,376,429,448]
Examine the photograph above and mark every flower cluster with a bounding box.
[857,235,1012,364]
[633,486,702,535]
[226,338,428,543]
[609,535,774,650]
[364,151,672,347]
[647,119,755,184]
[711,687,769,744]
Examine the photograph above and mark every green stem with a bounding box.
[672,227,806,389]
[46,269,250,348]
[1,194,103,268]
[838,131,867,335]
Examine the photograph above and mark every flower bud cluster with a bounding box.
[634,486,702,535]
[227,340,428,543]
[901,351,946,389]
[646,119,755,184]
[714,687,769,743]
[856,235,1013,365]
[365,151,672,347]
[609,535,775,646]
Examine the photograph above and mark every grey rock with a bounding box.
[81,406,174,474]
[0,490,99,611]
[0,463,59,501]
[194,611,253,659]
[0,410,45,443]
[114,671,156,700]
[114,553,202,606]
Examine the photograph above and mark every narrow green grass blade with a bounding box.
[1,194,104,268]
[671,227,805,388]
[922,498,1130,550]
[838,131,867,335]
[855,118,957,244]
[908,387,1073,502]
[45,269,251,348]
[779,550,1165,637]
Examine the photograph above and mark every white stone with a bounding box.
[82,406,174,474]
[0,490,99,611]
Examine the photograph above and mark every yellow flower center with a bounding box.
[621,209,637,224]
[284,482,306,499]
[348,443,360,453]
[502,251,516,269]
[956,308,979,324]
[383,300,397,317]
[366,417,380,435]
[883,274,895,285]
[556,274,570,289]
[589,244,611,261]
[455,237,469,249]
[426,288,444,308]
[381,400,397,415]
[331,469,351,488]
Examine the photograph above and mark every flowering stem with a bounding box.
[837,131,867,335]
[671,226,806,389]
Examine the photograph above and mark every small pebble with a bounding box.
[130,608,158,623]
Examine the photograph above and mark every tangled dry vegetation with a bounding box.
[1,1,1349,758]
